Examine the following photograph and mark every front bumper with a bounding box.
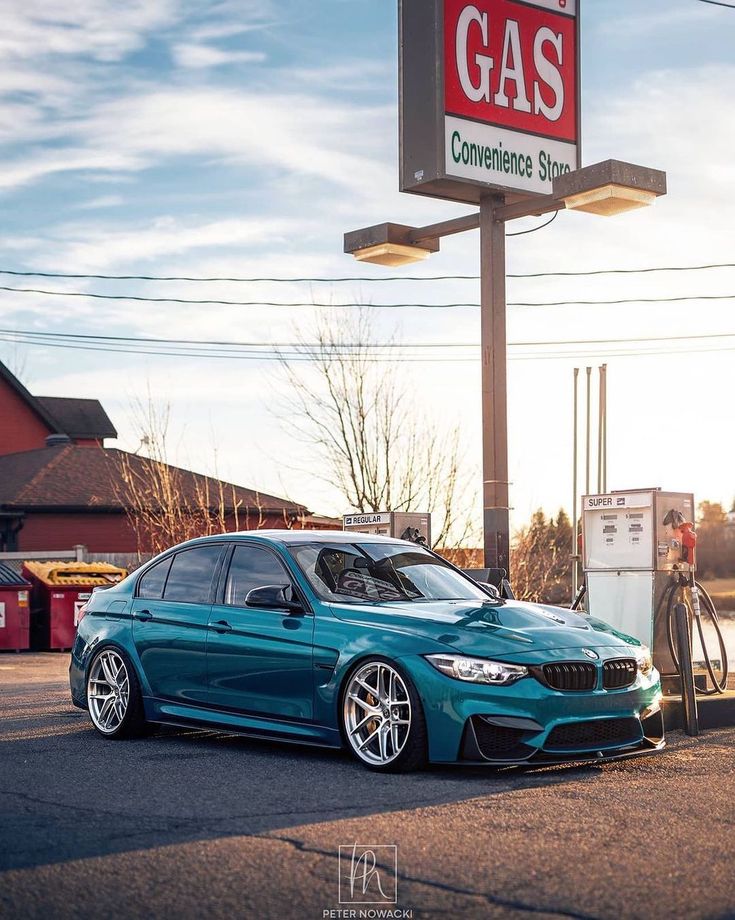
[459,707,665,766]
[399,651,665,765]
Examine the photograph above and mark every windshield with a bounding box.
[289,542,489,604]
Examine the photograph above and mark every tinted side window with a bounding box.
[163,545,223,604]
[137,557,172,600]
[225,545,292,607]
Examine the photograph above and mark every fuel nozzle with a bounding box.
[400,527,428,546]
[663,508,697,567]
[663,508,685,529]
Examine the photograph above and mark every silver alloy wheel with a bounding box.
[87,649,130,735]
[344,661,412,766]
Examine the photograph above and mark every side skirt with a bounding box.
[143,697,343,749]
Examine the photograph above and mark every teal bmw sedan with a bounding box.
[69,532,665,771]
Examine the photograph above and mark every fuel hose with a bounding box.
[665,578,729,695]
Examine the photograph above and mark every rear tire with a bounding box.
[87,647,147,740]
[341,658,428,773]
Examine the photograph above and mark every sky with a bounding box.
[0,0,734,534]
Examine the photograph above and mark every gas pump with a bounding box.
[581,488,728,694]
[342,511,432,546]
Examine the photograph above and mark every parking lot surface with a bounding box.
[1,653,734,920]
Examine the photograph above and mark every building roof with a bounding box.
[0,562,30,587]
[0,360,117,441]
[0,445,309,515]
[36,396,117,440]
[0,360,59,432]
[303,514,343,528]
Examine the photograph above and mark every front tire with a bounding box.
[86,647,146,739]
[342,658,427,772]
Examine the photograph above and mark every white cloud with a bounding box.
[599,5,716,35]
[0,3,394,201]
[0,67,72,100]
[0,77,393,196]
[64,87,394,195]
[188,21,271,42]
[0,0,180,62]
[75,194,124,210]
[287,60,393,90]
[172,43,266,69]
[6,214,304,271]
[0,147,144,191]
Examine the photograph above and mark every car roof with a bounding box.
[198,529,412,546]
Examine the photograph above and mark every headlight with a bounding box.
[425,654,528,686]
[635,645,653,677]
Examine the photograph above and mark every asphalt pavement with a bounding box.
[1,653,734,920]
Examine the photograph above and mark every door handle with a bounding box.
[134,609,153,622]
[211,620,232,633]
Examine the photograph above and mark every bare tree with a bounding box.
[1,340,29,382]
[275,309,478,548]
[111,396,247,557]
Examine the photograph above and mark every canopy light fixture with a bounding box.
[344,222,440,267]
[553,160,667,218]
[562,184,659,217]
[352,242,433,267]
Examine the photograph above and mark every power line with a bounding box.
[3,326,735,351]
[3,283,735,309]
[505,262,735,279]
[6,332,735,364]
[507,293,735,307]
[697,0,735,9]
[5,327,735,371]
[0,283,475,308]
[0,262,733,283]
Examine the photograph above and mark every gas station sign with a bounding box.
[400,0,580,203]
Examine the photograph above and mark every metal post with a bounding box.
[674,602,699,736]
[585,367,592,494]
[601,364,608,492]
[572,368,579,592]
[597,366,604,493]
[480,195,510,576]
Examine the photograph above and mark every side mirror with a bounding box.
[245,584,303,614]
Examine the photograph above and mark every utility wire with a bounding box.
[4,332,735,364]
[0,261,733,283]
[697,0,735,9]
[3,326,735,351]
[5,328,735,371]
[3,283,735,309]
[507,211,558,236]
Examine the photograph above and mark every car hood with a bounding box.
[328,598,640,658]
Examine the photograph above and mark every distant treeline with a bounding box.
[696,501,735,580]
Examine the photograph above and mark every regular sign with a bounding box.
[400,0,580,203]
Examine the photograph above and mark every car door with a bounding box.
[131,543,226,705]
[206,542,315,721]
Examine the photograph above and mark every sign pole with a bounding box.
[350,3,664,583]
[480,194,510,575]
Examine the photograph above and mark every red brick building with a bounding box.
[0,361,329,553]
